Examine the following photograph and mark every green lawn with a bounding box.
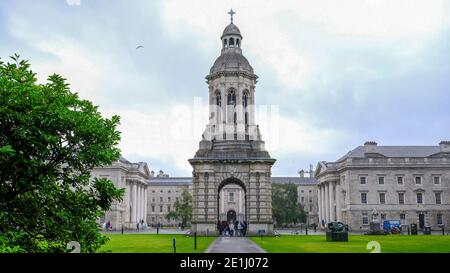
[98,234,215,253]
[251,235,450,253]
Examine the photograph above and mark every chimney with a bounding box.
[299,169,305,178]
[150,170,155,177]
[364,141,378,154]
[439,141,450,152]
[309,164,314,178]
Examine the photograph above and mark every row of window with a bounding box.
[151,205,171,213]
[359,175,442,185]
[151,196,179,203]
[360,192,442,205]
[362,213,444,225]
[151,189,179,194]
[300,196,313,203]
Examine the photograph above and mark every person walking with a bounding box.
[136,222,140,232]
[237,221,243,237]
[229,222,234,237]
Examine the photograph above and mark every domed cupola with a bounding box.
[208,9,256,78]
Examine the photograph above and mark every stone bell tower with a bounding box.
[189,10,276,235]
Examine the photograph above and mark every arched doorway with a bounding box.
[217,178,247,226]
[227,210,237,223]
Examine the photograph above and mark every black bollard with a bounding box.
[157,227,159,235]
[314,224,317,233]
[194,232,197,250]
[407,226,410,235]
[121,225,124,235]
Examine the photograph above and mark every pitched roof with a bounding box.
[145,176,317,186]
[337,145,441,162]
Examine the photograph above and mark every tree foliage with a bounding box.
[166,189,192,227]
[0,54,124,253]
[272,183,307,227]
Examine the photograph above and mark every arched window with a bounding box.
[215,90,221,106]
[236,39,240,47]
[242,90,249,108]
[229,38,235,47]
[223,39,228,47]
[227,89,236,106]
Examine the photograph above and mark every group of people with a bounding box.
[136,219,148,231]
[217,220,247,237]
[103,221,113,231]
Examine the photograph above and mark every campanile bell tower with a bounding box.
[189,10,275,235]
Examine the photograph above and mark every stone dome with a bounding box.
[210,50,254,74]
[221,23,242,39]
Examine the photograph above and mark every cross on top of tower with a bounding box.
[228,9,236,23]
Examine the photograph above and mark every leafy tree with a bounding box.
[166,189,192,228]
[272,183,307,227]
[0,55,124,253]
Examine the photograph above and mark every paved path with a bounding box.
[205,237,266,253]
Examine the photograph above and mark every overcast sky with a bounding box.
[1,0,449,176]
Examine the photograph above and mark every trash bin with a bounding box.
[424,226,431,235]
[410,223,418,235]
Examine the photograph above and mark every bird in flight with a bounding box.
[136,45,144,50]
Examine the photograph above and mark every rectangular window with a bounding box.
[437,214,443,225]
[417,193,423,204]
[397,176,404,185]
[301,196,305,203]
[152,198,155,202]
[309,198,313,203]
[360,177,367,185]
[151,205,155,212]
[400,213,406,224]
[362,213,369,225]
[176,197,179,202]
[379,193,386,204]
[415,176,422,185]
[229,192,234,202]
[168,197,171,202]
[435,192,442,204]
[159,206,163,212]
[167,205,171,212]
[434,176,441,185]
[378,176,385,185]
[398,193,405,205]
[361,193,367,204]
[160,197,163,202]
[310,205,313,211]
[381,214,386,222]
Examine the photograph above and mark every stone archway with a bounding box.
[217,177,247,226]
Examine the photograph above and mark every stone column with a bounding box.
[144,186,148,223]
[329,182,335,221]
[136,184,140,223]
[325,182,330,223]
[139,184,143,222]
[336,182,341,222]
[320,185,324,225]
[317,185,322,225]
[132,183,137,223]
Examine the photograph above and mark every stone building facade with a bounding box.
[315,141,450,231]
[91,157,149,229]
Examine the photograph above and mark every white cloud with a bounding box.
[66,0,81,6]
[162,0,448,90]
